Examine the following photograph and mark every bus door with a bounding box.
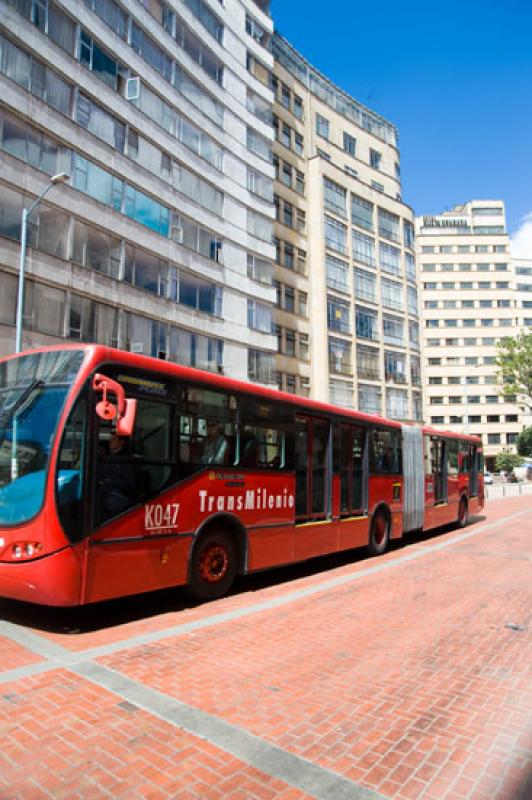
[336,424,366,518]
[295,416,330,522]
[294,415,334,559]
[430,437,447,504]
[468,445,478,496]
[85,387,179,603]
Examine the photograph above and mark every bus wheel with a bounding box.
[189,529,237,601]
[369,509,390,556]
[457,497,468,528]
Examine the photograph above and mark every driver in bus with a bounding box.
[98,433,136,519]
[201,420,228,465]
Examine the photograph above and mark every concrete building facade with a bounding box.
[0,0,277,381]
[416,201,523,469]
[270,35,422,420]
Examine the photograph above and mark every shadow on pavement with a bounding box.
[0,515,486,636]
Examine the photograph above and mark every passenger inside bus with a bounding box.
[201,420,228,465]
[240,428,258,467]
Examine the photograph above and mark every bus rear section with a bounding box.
[402,426,484,534]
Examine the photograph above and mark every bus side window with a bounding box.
[424,435,432,474]
[447,440,459,475]
[371,429,401,474]
[178,388,237,468]
[239,397,295,469]
[131,399,173,495]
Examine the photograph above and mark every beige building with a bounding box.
[416,201,523,469]
[269,35,422,420]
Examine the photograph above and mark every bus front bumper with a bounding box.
[0,546,83,606]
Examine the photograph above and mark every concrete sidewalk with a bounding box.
[1,495,531,799]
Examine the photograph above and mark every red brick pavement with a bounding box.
[0,634,43,672]
[0,495,530,799]
[0,670,310,800]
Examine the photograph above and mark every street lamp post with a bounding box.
[14,172,69,354]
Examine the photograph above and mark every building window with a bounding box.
[357,345,380,380]
[381,278,404,311]
[284,329,296,357]
[343,132,356,156]
[356,307,378,341]
[380,243,401,276]
[323,178,347,217]
[403,221,415,249]
[329,337,352,375]
[299,332,309,359]
[352,230,375,266]
[326,255,349,293]
[316,113,329,139]
[351,195,374,231]
[358,384,381,415]
[386,388,408,419]
[354,269,376,303]
[369,148,381,170]
[325,216,347,254]
[384,351,406,383]
[327,296,350,333]
[383,315,404,345]
[247,253,272,285]
[409,321,420,348]
[247,299,272,332]
[378,209,399,242]
[405,253,416,281]
[248,349,274,384]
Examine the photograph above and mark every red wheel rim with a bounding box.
[198,544,228,584]
[374,515,386,546]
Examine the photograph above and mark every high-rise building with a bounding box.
[0,0,277,379]
[270,35,421,420]
[416,201,523,469]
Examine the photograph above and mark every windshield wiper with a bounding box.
[0,379,44,427]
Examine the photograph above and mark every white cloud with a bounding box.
[510,212,532,258]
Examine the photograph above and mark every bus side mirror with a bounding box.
[92,374,137,436]
[116,398,137,437]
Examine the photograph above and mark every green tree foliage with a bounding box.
[495,449,523,473]
[517,426,532,458]
[496,331,532,409]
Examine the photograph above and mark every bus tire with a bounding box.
[369,508,390,556]
[457,496,468,529]
[188,528,237,601]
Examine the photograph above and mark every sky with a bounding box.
[271,0,532,253]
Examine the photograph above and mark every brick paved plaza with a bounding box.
[1,495,531,800]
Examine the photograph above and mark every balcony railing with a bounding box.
[358,367,380,380]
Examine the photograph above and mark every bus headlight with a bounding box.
[10,542,43,560]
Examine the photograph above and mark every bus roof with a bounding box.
[5,344,481,445]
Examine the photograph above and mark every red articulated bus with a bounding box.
[0,345,484,606]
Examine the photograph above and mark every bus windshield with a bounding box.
[0,350,84,525]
